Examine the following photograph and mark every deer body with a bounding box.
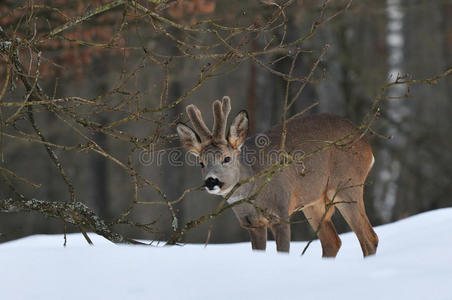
[177,97,378,257]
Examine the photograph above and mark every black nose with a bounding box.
[205,177,224,190]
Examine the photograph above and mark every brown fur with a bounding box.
[177,100,378,257]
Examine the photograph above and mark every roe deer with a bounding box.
[176,96,378,257]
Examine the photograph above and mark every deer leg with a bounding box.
[248,226,267,251]
[333,187,379,257]
[302,200,342,258]
[270,223,291,252]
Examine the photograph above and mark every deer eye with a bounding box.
[223,156,231,163]
[200,162,205,168]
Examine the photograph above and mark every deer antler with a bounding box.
[212,96,231,142]
[186,104,212,142]
[185,96,231,143]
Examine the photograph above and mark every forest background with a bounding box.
[0,0,451,245]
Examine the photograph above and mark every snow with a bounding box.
[1,208,452,300]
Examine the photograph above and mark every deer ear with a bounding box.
[177,123,201,156]
[228,110,248,150]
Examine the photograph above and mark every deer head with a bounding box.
[176,96,248,196]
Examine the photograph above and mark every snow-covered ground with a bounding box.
[1,208,451,300]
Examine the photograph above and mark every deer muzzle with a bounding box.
[205,177,224,191]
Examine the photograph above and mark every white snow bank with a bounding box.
[1,208,452,300]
